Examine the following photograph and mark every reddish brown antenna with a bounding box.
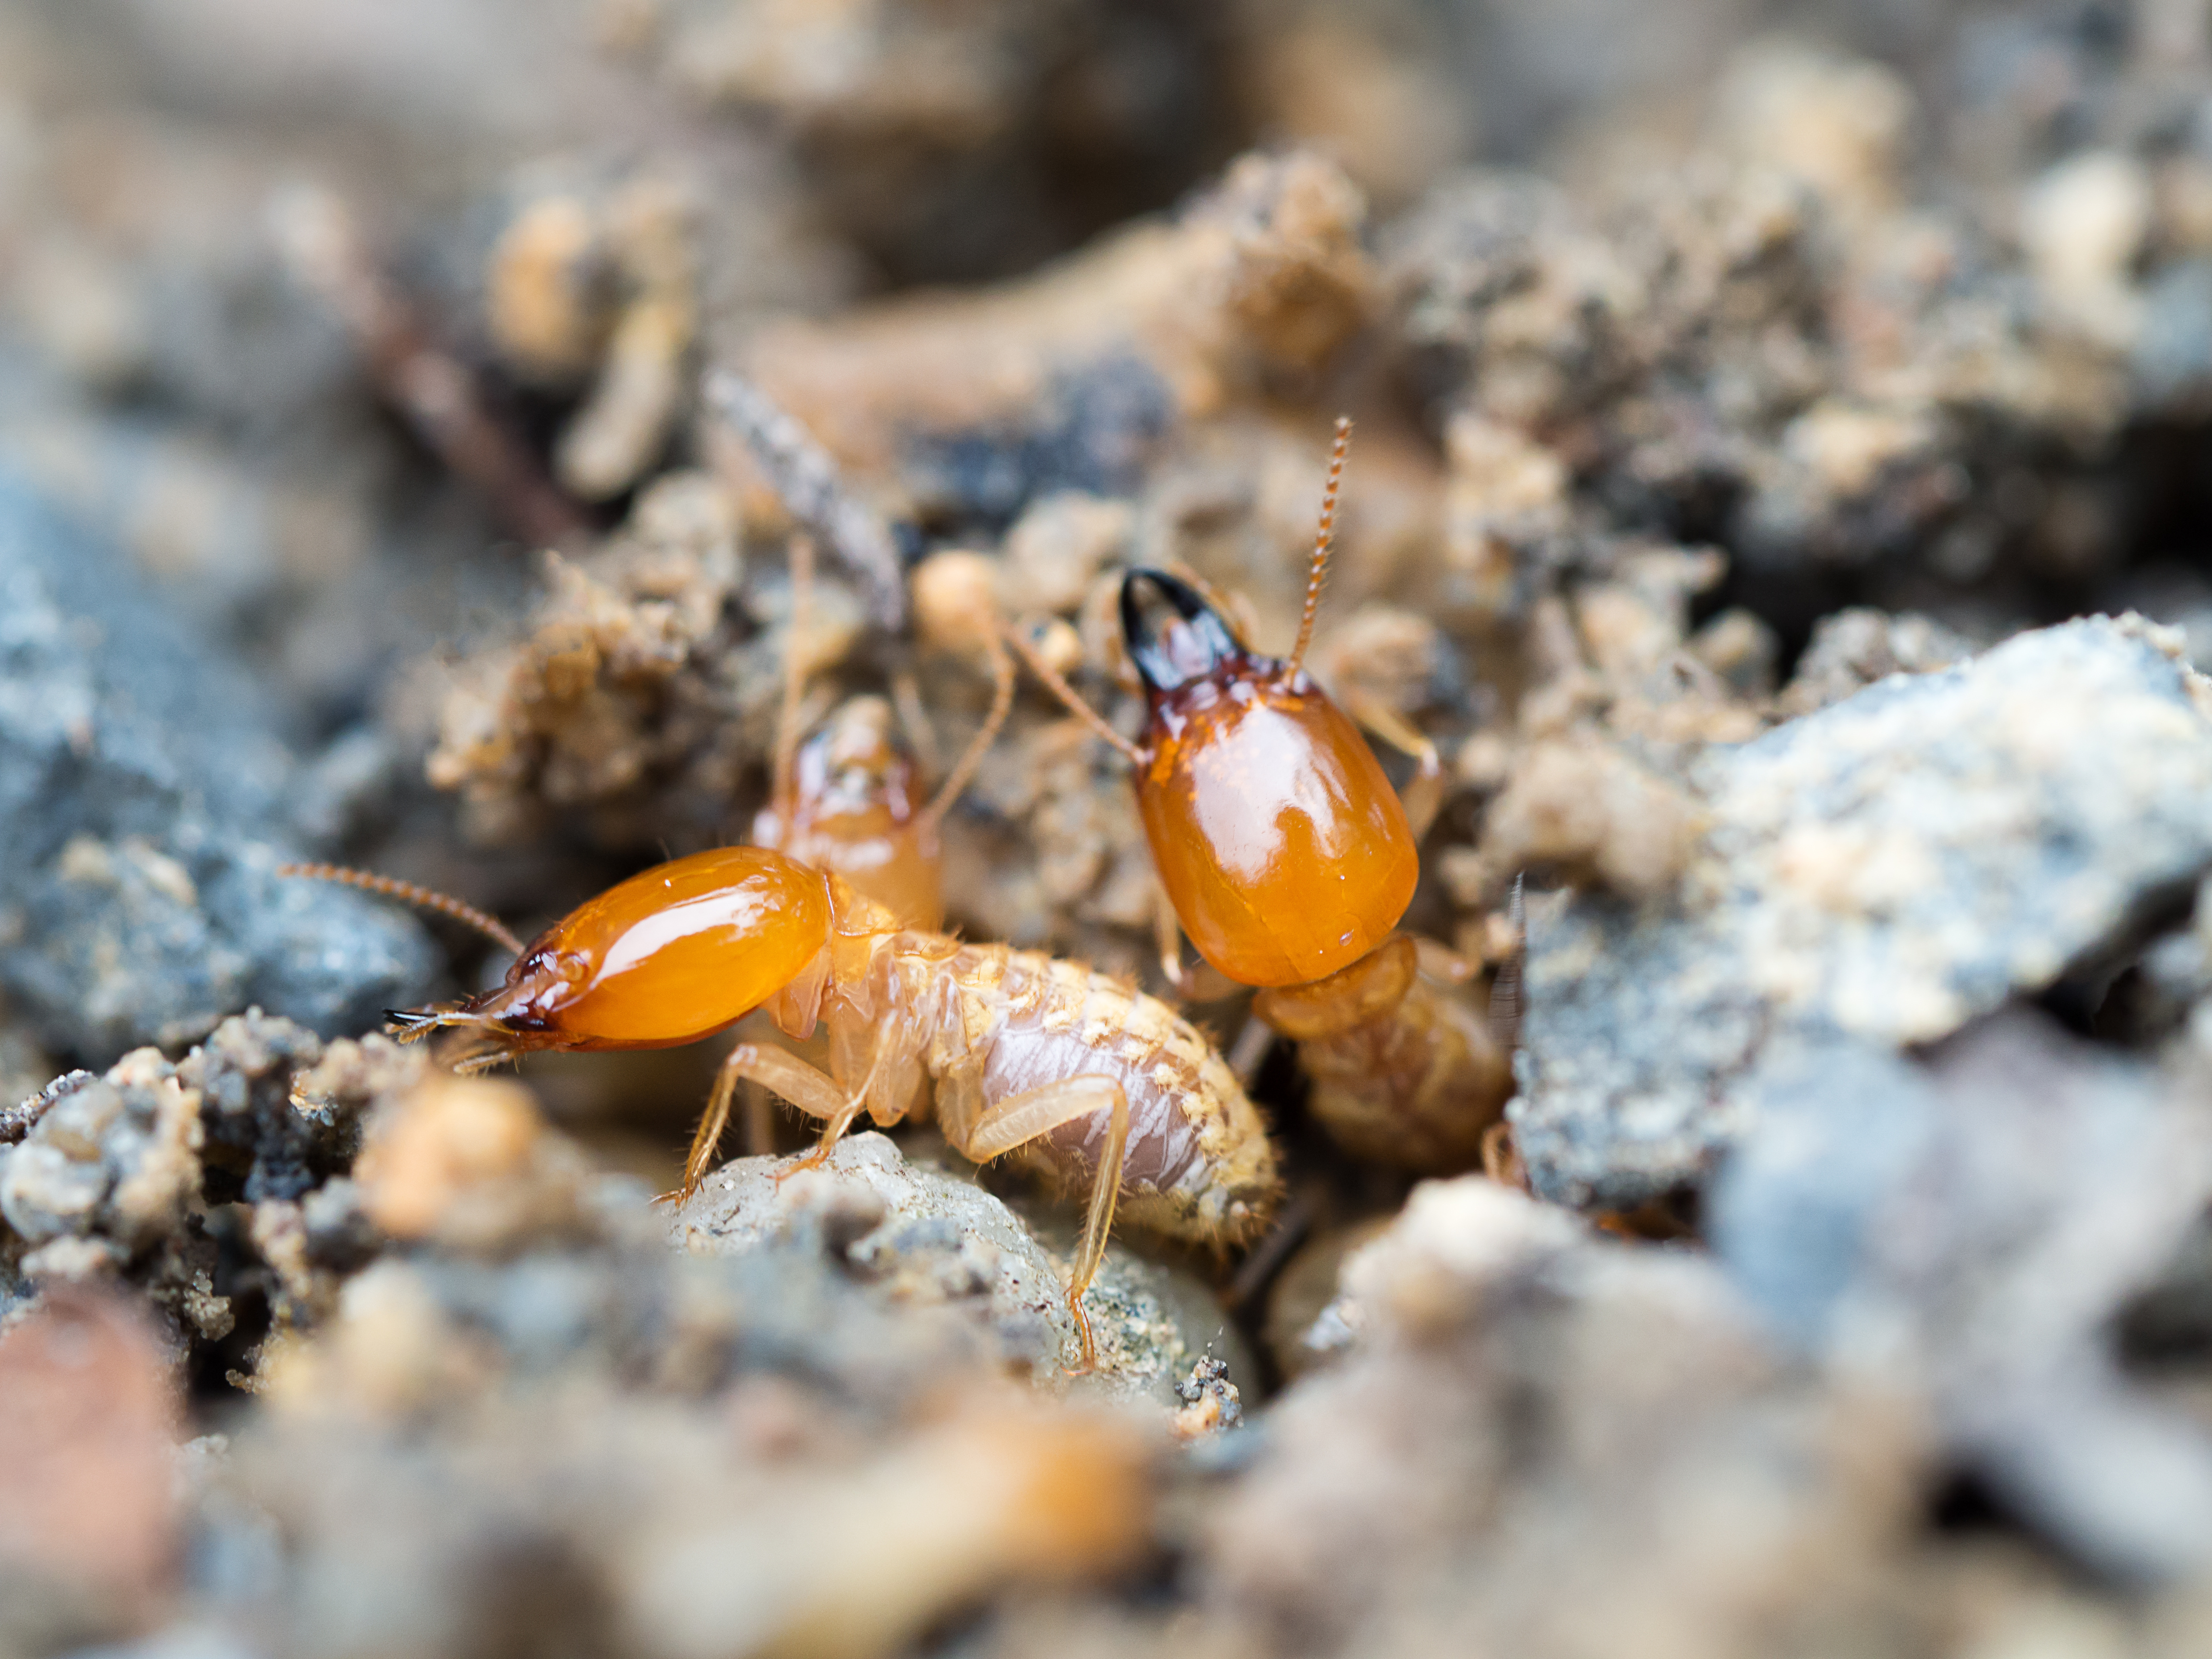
[917,634,1016,837]
[278,863,524,955]
[1003,623,1144,766]
[1289,416,1352,675]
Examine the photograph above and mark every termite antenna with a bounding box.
[917,633,1016,837]
[1289,416,1352,676]
[279,862,525,956]
[1003,621,1145,766]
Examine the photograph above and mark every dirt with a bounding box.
[11,2,2212,1656]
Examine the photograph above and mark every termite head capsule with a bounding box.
[1120,569,1417,988]
[391,847,836,1054]
[1119,568,1247,695]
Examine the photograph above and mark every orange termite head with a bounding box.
[1119,568,1418,989]
[387,847,842,1055]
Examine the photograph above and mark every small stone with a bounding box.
[672,1132,1249,1405]
[1515,617,2212,1207]
[1003,493,1133,617]
[2023,151,2152,347]
[1170,1355,1243,1439]
[355,1075,596,1255]
[1203,1175,1912,1652]
[912,549,1008,661]
[1711,1013,2212,1583]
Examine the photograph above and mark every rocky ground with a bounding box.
[11,0,2212,1655]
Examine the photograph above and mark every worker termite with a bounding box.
[289,848,1279,1364]
[1009,419,1515,1173]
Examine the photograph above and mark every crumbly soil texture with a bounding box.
[12,3,2212,1657]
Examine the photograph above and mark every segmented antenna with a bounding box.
[278,862,524,955]
[1289,416,1352,675]
[918,634,1016,835]
[1003,622,1144,765]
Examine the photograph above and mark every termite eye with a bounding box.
[1120,569,1246,695]
[515,947,587,986]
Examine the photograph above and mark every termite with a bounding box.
[748,534,1014,932]
[289,849,1278,1363]
[286,571,1276,1368]
[1008,419,1514,1173]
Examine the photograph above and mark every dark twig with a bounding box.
[1487,872,1527,1052]
[1226,1187,1319,1313]
[703,368,907,630]
[3,1070,94,1145]
[272,186,590,549]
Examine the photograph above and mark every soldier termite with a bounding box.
[1008,418,1515,1174]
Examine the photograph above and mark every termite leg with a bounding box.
[679,1041,853,1202]
[742,1079,775,1157]
[1153,878,1191,998]
[866,1044,927,1128]
[890,667,944,778]
[960,1075,1130,1370]
[1225,1016,1274,1087]
[769,534,818,827]
[1339,691,1445,840]
[1150,878,1240,1002]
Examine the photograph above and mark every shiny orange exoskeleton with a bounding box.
[285,537,1274,1364]
[752,696,945,927]
[1011,419,1513,1173]
[1119,566,1417,987]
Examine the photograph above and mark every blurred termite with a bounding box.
[1009,419,1515,1174]
[749,532,1014,932]
[738,532,1009,1154]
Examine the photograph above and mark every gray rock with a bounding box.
[1514,615,2212,1207]
[670,1131,1251,1407]
[0,473,434,1059]
[1711,1013,2212,1583]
